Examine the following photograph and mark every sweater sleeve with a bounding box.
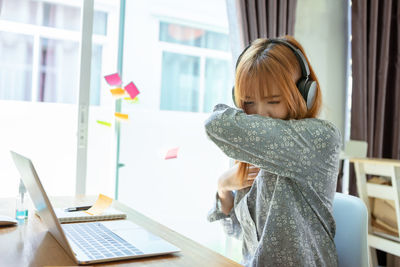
[204,104,341,183]
[207,191,242,239]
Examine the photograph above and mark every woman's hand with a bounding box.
[218,164,259,193]
[217,164,260,215]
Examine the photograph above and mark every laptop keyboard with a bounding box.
[63,222,144,260]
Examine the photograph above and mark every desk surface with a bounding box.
[0,196,241,267]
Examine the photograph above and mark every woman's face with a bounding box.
[243,87,289,119]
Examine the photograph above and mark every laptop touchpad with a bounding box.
[100,220,178,254]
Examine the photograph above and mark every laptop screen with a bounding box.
[10,151,76,260]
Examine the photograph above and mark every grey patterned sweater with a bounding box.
[205,104,341,267]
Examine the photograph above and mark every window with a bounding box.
[158,22,233,112]
[160,52,200,112]
[0,0,109,105]
[0,0,119,198]
[159,22,229,51]
[0,31,33,101]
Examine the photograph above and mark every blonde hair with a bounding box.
[234,35,322,185]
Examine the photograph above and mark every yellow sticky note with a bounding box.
[124,96,139,104]
[85,194,113,215]
[110,88,126,98]
[96,120,112,127]
[115,112,129,121]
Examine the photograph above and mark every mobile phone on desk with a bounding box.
[64,205,92,212]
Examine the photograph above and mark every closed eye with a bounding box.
[243,101,254,105]
[268,101,280,104]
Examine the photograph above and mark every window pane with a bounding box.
[203,58,232,112]
[42,3,81,31]
[160,51,200,112]
[38,38,79,104]
[0,32,33,101]
[1,0,107,36]
[93,11,108,35]
[90,44,102,105]
[204,31,230,51]
[159,22,229,51]
[0,0,39,25]
[43,3,108,35]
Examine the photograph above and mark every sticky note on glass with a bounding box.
[96,120,112,127]
[115,112,129,121]
[124,97,139,104]
[124,82,140,99]
[110,88,126,98]
[85,194,113,215]
[165,147,179,160]
[104,73,122,86]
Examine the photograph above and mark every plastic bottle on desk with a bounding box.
[16,179,28,220]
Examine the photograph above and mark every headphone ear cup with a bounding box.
[305,81,317,110]
[232,86,237,107]
[296,78,316,110]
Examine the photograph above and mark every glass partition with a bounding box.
[117,0,239,262]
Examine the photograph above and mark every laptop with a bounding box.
[10,151,180,265]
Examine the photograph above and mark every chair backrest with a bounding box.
[333,192,369,267]
[352,158,400,237]
[340,140,368,160]
[351,158,400,261]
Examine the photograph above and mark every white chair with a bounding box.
[333,192,369,267]
[352,158,400,267]
[340,140,368,160]
[338,140,368,192]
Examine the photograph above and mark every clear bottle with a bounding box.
[16,179,28,220]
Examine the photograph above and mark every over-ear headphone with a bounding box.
[232,38,317,110]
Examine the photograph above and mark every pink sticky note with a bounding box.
[104,73,122,86]
[124,82,140,99]
[165,147,179,160]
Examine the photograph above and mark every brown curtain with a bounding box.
[234,0,297,45]
[350,0,400,195]
[350,0,400,265]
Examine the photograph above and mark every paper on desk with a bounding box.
[104,73,122,86]
[124,82,140,99]
[85,194,113,215]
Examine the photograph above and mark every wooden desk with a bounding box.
[0,196,241,267]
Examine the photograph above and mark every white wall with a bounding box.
[295,0,348,143]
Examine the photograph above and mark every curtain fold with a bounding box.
[350,0,400,265]
[350,0,400,193]
[234,0,297,47]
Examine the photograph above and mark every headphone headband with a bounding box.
[235,38,310,77]
[233,37,317,110]
[267,39,310,77]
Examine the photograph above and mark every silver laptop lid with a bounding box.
[10,151,77,261]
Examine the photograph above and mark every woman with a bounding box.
[205,36,341,266]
